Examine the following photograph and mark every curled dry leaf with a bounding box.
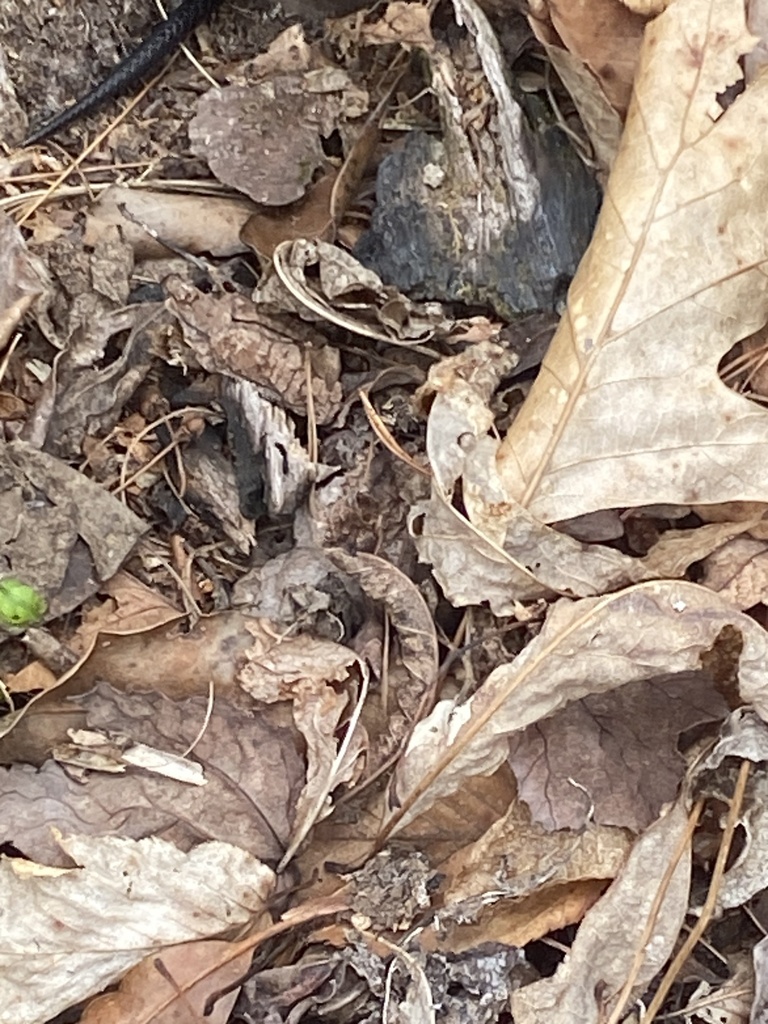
[413,341,659,608]
[496,0,768,523]
[509,798,692,1024]
[695,710,768,910]
[382,580,768,837]
[270,239,448,344]
[326,549,439,700]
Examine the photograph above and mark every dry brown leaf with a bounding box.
[382,580,768,837]
[528,0,648,118]
[0,682,304,866]
[0,440,147,621]
[507,673,726,831]
[74,571,183,653]
[237,619,366,866]
[79,940,252,1024]
[164,277,343,424]
[327,549,439,699]
[496,0,768,523]
[509,798,692,1024]
[241,172,337,259]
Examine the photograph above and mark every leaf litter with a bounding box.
[3,0,768,1021]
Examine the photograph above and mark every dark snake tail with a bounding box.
[24,0,223,145]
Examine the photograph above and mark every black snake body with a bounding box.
[24,0,223,144]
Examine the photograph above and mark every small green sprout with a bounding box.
[0,578,47,629]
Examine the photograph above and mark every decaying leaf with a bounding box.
[0,441,146,621]
[0,682,305,866]
[164,276,343,424]
[189,72,368,207]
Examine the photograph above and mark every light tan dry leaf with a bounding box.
[509,798,691,1024]
[498,0,768,523]
[382,580,768,837]
[753,936,768,1022]
[0,835,274,1024]
[413,342,656,608]
[639,518,764,578]
[424,879,609,953]
[681,954,754,1024]
[84,186,254,260]
[359,2,435,47]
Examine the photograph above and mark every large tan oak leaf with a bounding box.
[498,0,768,523]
